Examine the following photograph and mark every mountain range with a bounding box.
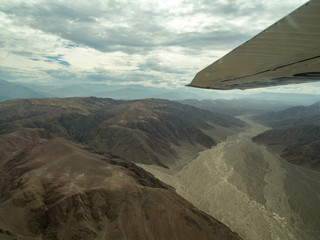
[0,97,243,239]
[0,79,45,102]
[1,79,320,104]
[1,96,320,239]
[253,101,320,127]
[253,124,320,171]
[0,97,244,169]
[252,101,320,171]
[179,98,295,116]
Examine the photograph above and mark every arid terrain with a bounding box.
[0,97,243,240]
[253,101,320,127]
[253,124,320,171]
[139,116,320,240]
[1,97,320,240]
[253,101,320,171]
[0,97,244,168]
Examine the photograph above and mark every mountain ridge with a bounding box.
[252,124,320,171]
[179,98,295,116]
[0,97,244,169]
[1,79,320,103]
[253,101,320,127]
[0,135,241,240]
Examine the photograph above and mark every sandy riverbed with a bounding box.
[139,116,320,240]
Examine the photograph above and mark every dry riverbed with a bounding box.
[139,116,320,240]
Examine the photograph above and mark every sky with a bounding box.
[1,0,319,95]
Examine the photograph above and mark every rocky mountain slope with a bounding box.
[253,101,320,127]
[252,124,320,171]
[252,101,320,171]
[0,132,241,240]
[0,97,244,169]
[0,97,244,239]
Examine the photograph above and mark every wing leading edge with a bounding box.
[189,0,320,90]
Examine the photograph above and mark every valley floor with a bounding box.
[139,116,320,240]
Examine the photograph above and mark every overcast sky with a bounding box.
[2,0,318,94]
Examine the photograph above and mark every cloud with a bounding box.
[0,0,312,92]
[2,0,305,54]
[1,1,168,54]
[139,57,185,74]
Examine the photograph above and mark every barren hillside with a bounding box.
[0,97,244,168]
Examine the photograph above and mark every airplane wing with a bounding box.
[188,0,320,90]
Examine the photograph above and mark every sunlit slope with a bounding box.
[0,135,241,240]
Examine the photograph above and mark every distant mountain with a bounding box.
[0,97,244,169]
[2,79,320,104]
[179,98,295,116]
[248,92,320,105]
[0,131,241,240]
[0,79,45,101]
[253,101,320,127]
[86,85,224,100]
[95,86,169,99]
[1,81,218,100]
[253,124,320,171]
[20,82,128,98]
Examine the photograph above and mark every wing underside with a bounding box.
[189,0,320,90]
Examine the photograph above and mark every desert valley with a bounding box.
[1,0,320,239]
[0,97,319,240]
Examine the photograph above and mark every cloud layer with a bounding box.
[0,0,311,91]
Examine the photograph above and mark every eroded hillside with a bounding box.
[252,101,320,171]
[139,116,320,240]
[0,135,241,240]
[0,97,244,240]
[0,97,244,168]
